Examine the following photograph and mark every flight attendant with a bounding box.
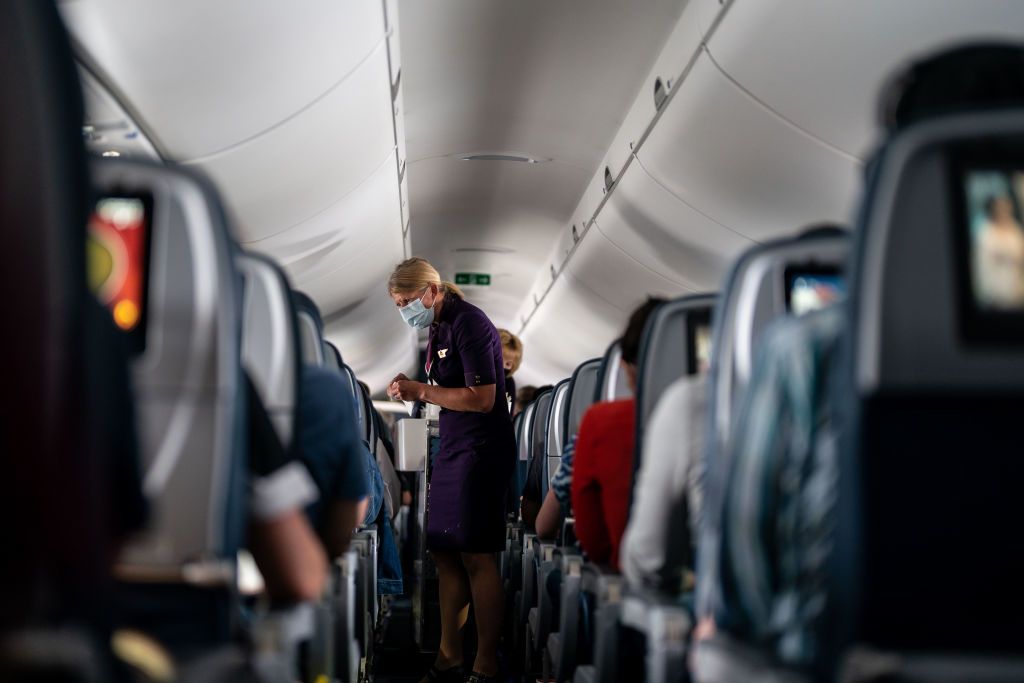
[386,257,515,683]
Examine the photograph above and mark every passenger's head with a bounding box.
[515,385,538,416]
[881,44,1024,132]
[619,297,666,393]
[387,257,465,329]
[986,195,1016,223]
[499,329,523,375]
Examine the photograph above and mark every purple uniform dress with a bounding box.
[426,295,516,553]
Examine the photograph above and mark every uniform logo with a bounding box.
[438,348,448,359]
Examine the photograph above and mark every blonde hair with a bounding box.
[498,328,523,374]
[387,257,464,300]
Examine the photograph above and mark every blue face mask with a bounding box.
[400,290,435,329]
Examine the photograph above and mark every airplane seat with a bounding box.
[697,44,1024,683]
[698,226,850,624]
[541,358,600,679]
[237,253,337,681]
[293,291,326,368]
[592,294,716,683]
[89,155,249,660]
[237,254,302,456]
[515,388,555,666]
[323,341,343,371]
[826,50,1024,680]
[0,1,147,679]
[543,378,573,500]
[594,341,632,403]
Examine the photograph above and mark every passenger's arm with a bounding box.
[249,509,327,603]
[535,489,561,540]
[570,417,611,563]
[324,498,368,558]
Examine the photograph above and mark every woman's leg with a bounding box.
[461,552,504,676]
[431,549,471,670]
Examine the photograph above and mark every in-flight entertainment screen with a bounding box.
[87,194,152,353]
[786,269,845,316]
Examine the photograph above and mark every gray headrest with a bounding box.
[710,227,849,454]
[237,253,299,449]
[635,294,717,438]
[528,388,554,466]
[92,157,245,577]
[854,110,1024,391]
[596,341,631,402]
[323,341,342,370]
[566,358,602,441]
[341,364,370,443]
[293,291,325,367]
[516,401,536,462]
[545,379,572,459]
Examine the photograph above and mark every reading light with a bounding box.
[102,150,121,158]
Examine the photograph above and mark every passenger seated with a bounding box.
[620,372,706,593]
[498,328,523,412]
[245,373,329,603]
[514,384,538,417]
[297,364,370,559]
[570,298,663,569]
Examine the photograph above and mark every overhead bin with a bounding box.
[244,151,402,298]
[635,52,862,245]
[518,271,622,386]
[706,0,1024,158]
[595,160,754,292]
[566,226,690,312]
[184,42,396,242]
[61,1,387,160]
[695,0,733,37]
[599,0,707,183]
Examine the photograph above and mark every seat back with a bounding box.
[526,388,555,500]
[708,226,849,469]
[633,294,717,473]
[0,0,145,640]
[237,253,301,450]
[294,291,325,367]
[93,158,246,575]
[543,379,572,493]
[339,363,368,441]
[565,358,602,442]
[698,227,849,620]
[594,341,631,402]
[324,341,344,371]
[833,103,1024,658]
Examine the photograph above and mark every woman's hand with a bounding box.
[388,379,425,402]
[386,373,411,400]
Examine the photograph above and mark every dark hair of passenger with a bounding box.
[620,297,666,365]
[881,43,1024,131]
[516,385,538,406]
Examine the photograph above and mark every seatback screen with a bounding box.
[964,169,1024,311]
[785,268,845,316]
[686,310,713,376]
[87,194,152,353]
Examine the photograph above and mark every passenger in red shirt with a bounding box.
[571,298,664,570]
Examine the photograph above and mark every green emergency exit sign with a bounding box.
[454,272,491,286]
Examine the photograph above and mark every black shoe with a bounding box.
[465,671,499,683]
[424,663,464,683]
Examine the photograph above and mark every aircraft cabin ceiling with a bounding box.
[60,0,1024,390]
[398,0,688,332]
